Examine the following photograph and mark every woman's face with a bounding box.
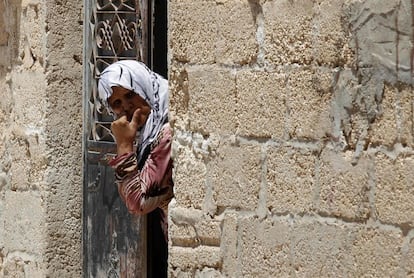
[108,86,151,126]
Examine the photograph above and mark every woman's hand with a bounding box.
[111,108,146,155]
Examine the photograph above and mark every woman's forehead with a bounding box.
[111,86,129,94]
[108,86,148,106]
[109,86,128,97]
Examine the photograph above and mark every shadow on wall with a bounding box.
[0,0,22,76]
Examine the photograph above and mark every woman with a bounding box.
[98,60,174,243]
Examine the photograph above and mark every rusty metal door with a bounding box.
[82,1,150,277]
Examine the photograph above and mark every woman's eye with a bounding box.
[112,100,121,108]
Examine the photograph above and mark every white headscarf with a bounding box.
[98,60,169,162]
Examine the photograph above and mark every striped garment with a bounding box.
[109,123,174,240]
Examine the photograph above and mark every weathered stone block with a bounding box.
[169,64,189,130]
[210,141,261,210]
[170,267,222,278]
[11,72,46,126]
[169,246,221,271]
[291,219,355,276]
[170,221,198,247]
[235,70,286,138]
[313,0,354,66]
[187,66,237,135]
[9,130,31,191]
[263,0,313,65]
[18,131,46,188]
[169,0,217,64]
[170,207,221,247]
[170,0,258,65]
[292,220,404,277]
[370,84,413,147]
[20,4,45,69]
[220,210,238,277]
[194,218,221,247]
[1,255,45,278]
[194,268,222,277]
[4,191,45,254]
[236,215,291,277]
[169,269,193,278]
[350,226,403,277]
[287,67,333,139]
[374,153,414,226]
[267,145,317,214]
[7,125,47,191]
[318,149,370,220]
[173,143,207,209]
[370,85,399,146]
[216,0,258,65]
[2,256,25,278]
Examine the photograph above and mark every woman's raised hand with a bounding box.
[111,108,144,155]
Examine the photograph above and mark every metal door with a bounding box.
[82,1,150,277]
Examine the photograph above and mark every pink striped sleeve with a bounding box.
[109,124,173,215]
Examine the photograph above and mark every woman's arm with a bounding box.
[109,124,173,215]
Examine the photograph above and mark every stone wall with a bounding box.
[0,0,83,276]
[168,0,414,277]
[1,0,413,277]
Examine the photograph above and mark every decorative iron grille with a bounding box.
[85,0,149,145]
[83,1,150,277]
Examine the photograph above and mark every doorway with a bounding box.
[82,1,168,277]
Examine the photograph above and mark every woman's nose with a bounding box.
[122,102,132,113]
[114,102,127,117]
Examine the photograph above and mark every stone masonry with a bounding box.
[0,0,83,276]
[168,0,414,277]
[0,0,413,277]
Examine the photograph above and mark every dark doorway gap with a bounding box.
[147,1,168,277]
[149,0,168,78]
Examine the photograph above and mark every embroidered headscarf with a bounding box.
[98,60,169,162]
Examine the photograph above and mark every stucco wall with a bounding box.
[168,0,414,277]
[0,0,83,276]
